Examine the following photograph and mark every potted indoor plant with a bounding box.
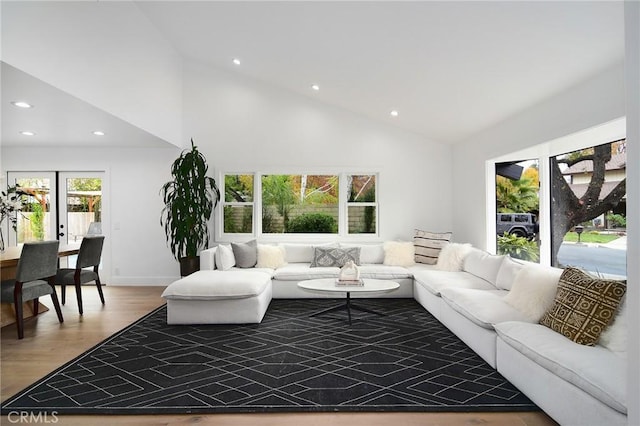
[160,139,220,276]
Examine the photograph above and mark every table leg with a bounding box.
[309,292,386,325]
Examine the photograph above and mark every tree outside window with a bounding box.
[551,140,626,277]
[262,174,338,234]
[347,175,377,234]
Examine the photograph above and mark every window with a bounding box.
[494,159,540,263]
[220,172,378,238]
[347,175,377,234]
[222,174,254,234]
[491,134,626,280]
[550,140,626,278]
[262,174,338,234]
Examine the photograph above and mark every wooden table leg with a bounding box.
[0,302,49,329]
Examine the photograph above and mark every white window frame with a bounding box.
[220,173,256,237]
[345,174,379,237]
[487,117,626,267]
[217,171,380,242]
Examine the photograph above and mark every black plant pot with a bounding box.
[179,256,200,277]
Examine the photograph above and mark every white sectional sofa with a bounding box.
[161,241,628,426]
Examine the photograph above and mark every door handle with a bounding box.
[59,232,65,237]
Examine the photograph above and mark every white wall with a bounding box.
[452,18,637,423]
[183,61,453,242]
[1,145,182,285]
[1,60,453,283]
[452,62,625,249]
[1,2,183,146]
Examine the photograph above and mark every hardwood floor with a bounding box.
[1,286,558,426]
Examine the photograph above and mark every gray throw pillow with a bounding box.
[231,240,257,268]
[311,247,361,267]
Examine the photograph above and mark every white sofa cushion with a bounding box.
[162,270,271,300]
[440,287,530,329]
[256,244,287,269]
[340,243,385,264]
[358,265,412,280]
[273,263,340,280]
[280,243,315,263]
[503,264,563,322]
[462,248,505,285]
[383,241,416,266]
[495,321,627,414]
[280,243,334,263]
[434,243,472,272]
[413,269,497,296]
[599,297,627,355]
[200,246,217,270]
[495,256,525,290]
[215,244,236,271]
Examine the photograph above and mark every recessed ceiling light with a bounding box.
[232,58,241,66]
[20,131,36,136]
[311,84,320,91]
[390,110,399,117]
[12,101,33,108]
[92,130,105,136]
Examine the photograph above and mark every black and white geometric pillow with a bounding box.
[311,247,361,267]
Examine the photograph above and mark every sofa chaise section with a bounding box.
[496,321,627,426]
[162,270,273,324]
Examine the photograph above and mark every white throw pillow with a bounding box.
[435,243,472,271]
[383,241,415,266]
[503,265,563,322]
[256,244,287,269]
[495,256,525,290]
[462,248,505,285]
[598,297,627,355]
[214,244,236,271]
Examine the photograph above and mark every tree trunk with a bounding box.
[550,142,626,266]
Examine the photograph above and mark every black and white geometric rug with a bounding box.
[1,299,537,414]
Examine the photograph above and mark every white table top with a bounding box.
[297,278,400,293]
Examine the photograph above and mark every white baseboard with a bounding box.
[108,276,178,286]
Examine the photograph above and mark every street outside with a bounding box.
[558,236,627,278]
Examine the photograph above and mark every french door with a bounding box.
[7,172,57,246]
[6,171,109,282]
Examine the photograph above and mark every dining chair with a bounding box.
[0,240,64,339]
[56,236,105,315]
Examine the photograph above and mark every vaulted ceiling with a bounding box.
[1,1,625,147]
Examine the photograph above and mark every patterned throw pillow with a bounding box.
[539,267,626,346]
[413,229,452,264]
[310,247,361,267]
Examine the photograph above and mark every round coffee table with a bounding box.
[297,278,400,324]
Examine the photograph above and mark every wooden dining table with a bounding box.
[1,243,81,328]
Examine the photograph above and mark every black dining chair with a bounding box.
[0,240,64,339]
[56,236,105,315]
